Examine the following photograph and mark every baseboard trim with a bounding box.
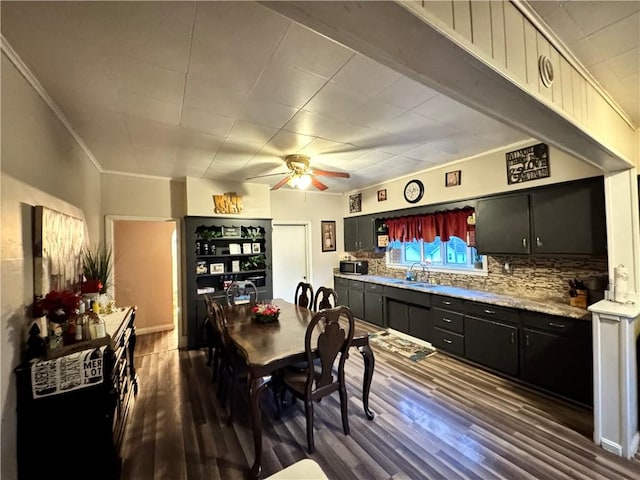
[136,324,174,335]
[600,438,623,456]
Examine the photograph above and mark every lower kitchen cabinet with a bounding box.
[387,299,409,334]
[465,316,519,376]
[334,276,349,307]
[348,279,365,319]
[430,295,465,355]
[520,312,592,405]
[364,283,384,326]
[408,304,431,342]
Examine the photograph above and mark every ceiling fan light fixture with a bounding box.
[297,174,312,189]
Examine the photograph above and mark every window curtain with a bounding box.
[386,207,475,245]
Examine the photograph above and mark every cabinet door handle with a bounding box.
[510,332,515,344]
[536,237,543,247]
[443,338,452,344]
[548,322,566,328]
[443,318,452,323]
[483,309,495,315]
[525,334,530,347]
[441,300,452,305]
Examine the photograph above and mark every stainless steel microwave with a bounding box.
[339,260,368,275]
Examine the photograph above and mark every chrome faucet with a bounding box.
[406,262,421,281]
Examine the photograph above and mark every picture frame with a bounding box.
[321,220,336,252]
[242,243,252,254]
[252,243,261,253]
[349,193,362,213]
[445,170,462,187]
[231,260,240,272]
[377,189,387,202]
[210,263,224,274]
[228,243,241,254]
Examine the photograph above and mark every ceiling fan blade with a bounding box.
[311,177,329,191]
[270,176,292,191]
[245,171,289,180]
[311,169,350,178]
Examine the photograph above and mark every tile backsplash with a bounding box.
[351,252,608,304]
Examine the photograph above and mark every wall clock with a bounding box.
[403,179,424,203]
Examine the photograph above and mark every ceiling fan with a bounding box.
[246,154,350,191]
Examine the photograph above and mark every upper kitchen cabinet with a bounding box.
[476,177,606,256]
[344,215,375,252]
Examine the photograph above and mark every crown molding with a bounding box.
[1,35,105,173]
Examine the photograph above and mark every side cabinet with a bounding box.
[343,215,375,251]
[520,312,592,405]
[464,302,519,377]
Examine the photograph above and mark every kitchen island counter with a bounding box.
[334,273,591,321]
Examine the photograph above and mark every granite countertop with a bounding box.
[335,273,591,321]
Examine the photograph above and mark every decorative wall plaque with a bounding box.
[506,143,550,185]
[213,192,243,214]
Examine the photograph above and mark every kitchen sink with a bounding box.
[384,279,442,289]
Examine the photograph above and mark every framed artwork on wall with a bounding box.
[349,193,362,213]
[445,170,461,187]
[377,189,387,201]
[321,221,336,252]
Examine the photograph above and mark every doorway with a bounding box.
[272,222,311,302]
[107,216,181,348]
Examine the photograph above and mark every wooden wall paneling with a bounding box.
[536,31,553,102]
[419,0,454,29]
[523,20,539,89]
[470,1,492,57]
[560,57,574,117]
[503,2,527,84]
[490,1,506,68]
[578,74,588,127]
[572,68,584,124]
[549,46,563,109]
[452,0,472,43]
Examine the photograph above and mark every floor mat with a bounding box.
[368,331,437,362]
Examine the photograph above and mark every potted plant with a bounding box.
[81,244,113,295]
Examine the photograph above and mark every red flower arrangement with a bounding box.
[251,303,280,324]
[36,289,81,323]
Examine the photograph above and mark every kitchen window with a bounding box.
[384,207,485,274]
[386,236,485,272]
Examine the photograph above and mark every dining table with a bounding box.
[223,298,376,479]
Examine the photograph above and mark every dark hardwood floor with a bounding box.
[120,327,640,479]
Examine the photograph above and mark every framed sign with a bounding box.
[377,189,387,202]
[349,193,362,213]
[506,143,550,184]
[321,221,336,252]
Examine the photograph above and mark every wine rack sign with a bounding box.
[506,143,550,185]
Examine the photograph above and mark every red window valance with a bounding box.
[386,207,475,244]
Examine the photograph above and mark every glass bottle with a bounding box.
[75,303,85,341]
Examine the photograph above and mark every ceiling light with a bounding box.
[288,175,299,188]
[297,174,312,189]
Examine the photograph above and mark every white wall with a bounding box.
[345,141,604,216]
[270,190,343,289]
[1,53,102,478]
[185,177,270,218]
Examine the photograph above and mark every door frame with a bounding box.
[272,220,313,295]
[105,215,184,347]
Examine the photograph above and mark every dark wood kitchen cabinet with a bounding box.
[476,177,606,256]
[344,215,375,251]
[387,299,409,333]
[430,295,465,355]
[520,312,592,405]
[347,279,365,319]
[464,302,519,377]
[334,276,349,307]
[364,282,384,326]
[476,193,531,254]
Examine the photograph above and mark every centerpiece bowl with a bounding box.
[251,303,280,324]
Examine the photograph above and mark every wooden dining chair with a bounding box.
[210,298,249,422]
[225,280,258,305]
[313,286,338,311]
[294,282,314,309]
[202,293,223,383]
[281,306,355,453]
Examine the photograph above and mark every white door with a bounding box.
[272,223,310,302]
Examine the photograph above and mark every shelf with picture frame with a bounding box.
[185,216,273,348]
